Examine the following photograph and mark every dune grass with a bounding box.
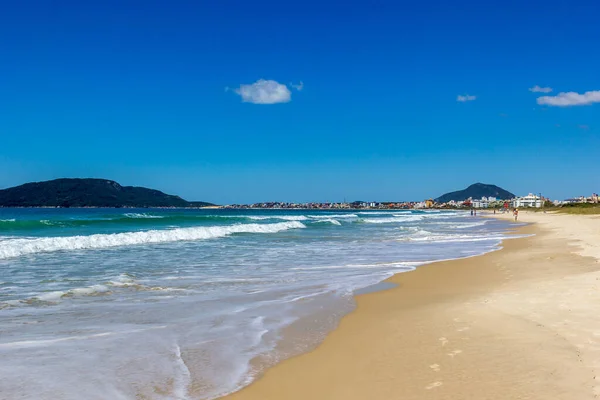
[555,203,600,215]
[504,203,600,215]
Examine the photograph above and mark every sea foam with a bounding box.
[246,215,309,221]
[124,213,165,219]
[361,215,423,224]
[0,221,306,259]
[313,218,342,226]
[308,214,358,219]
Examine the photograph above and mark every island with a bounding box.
[0,178,214,208]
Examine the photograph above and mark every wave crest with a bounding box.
[123,213,165,219]
[0,221,306,259]
[313,218,342,226]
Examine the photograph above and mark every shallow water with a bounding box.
[0,208,514,399]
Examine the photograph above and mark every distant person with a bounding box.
[513,208,518,221]
[474,209,477,216]
[470,209,473,216]
[494,209,496,214]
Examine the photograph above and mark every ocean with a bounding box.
[0,208,515,399]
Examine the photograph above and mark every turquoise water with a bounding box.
[0,208,514,399]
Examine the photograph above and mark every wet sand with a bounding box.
[224,212,600,400]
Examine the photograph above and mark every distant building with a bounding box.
[472,198,485,208]
[471,196,497,208]
[446,200,461,207]
[557,194,599,205]
[512,193,542,208]
[413,201,427,209]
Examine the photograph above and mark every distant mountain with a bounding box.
[435,183,515,203]
[0,178,214,208]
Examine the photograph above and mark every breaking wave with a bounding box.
[123,213,165,219]
[357,211,397,215]
[361,215,424,224]
[33,285,111,303]
[312,218,342,226]
[404,233,507,243]
[307,214,358,219]
[245,215,309,221]
[0,221,306,259]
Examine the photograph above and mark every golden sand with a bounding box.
[224,212,600,400]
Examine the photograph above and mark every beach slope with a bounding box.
[225,212,600,400]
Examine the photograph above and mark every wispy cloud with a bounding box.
[457,94,476,102]
[537,90,600,107]
[290,81,304,91]
[233,79,292,104]
[529,85,553,93]
[578,124,590,130]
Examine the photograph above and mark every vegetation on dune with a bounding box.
[555,203,600,215]
[523,203,600,215]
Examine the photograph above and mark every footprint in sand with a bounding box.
[439,337,448,346]
[456,327,470,332]
[429,364,440,372]
[447,349,463,357]
[425,381,443,390]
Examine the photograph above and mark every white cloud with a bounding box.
[457,94,476,102]
[529,85,553,93]
[290,81,304,91]
[537,90,600,107]
[234,79,292,104]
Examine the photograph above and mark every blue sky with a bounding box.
[1,0,598,203]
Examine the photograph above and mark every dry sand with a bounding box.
[224,212,600,400]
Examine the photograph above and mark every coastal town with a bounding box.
[223,192,599,210]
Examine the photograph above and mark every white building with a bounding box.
[472,196,497,208]
[413,201,427,209]
[512,193,543,208]
[472,198,487,208]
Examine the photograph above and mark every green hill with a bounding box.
[0,178,214,208]
[435,183,515,203]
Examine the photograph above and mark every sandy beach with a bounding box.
[225,211,600,400]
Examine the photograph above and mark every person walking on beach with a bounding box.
[513,208,519,221]
[471,209,473,216]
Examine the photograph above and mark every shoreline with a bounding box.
[223,213,600,400]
